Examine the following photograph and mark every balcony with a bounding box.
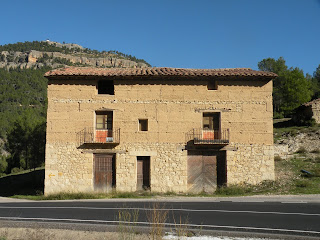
[77,127,120,146]
[186,128,229,145]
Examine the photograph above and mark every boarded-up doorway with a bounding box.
[94,154,115,192]
[137,156,150,190]
[187,150,226,193]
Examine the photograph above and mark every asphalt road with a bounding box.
[0,200,319,238]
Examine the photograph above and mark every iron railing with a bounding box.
[77,127,120,145]
[186,128,229,145]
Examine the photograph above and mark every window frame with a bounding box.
[96,111,113,130]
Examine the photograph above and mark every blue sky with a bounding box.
[1,0,319,75]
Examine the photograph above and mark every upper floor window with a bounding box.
[207,80,217,90]
[96,111,113,130]
[98,80,114,95]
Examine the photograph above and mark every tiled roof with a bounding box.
[45,67,277,79]
[303,98,320,107]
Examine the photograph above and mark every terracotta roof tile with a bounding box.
[44,67,278,79]
[303,98,320,107]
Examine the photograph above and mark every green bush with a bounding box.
[10,167,22,174]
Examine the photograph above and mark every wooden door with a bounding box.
[187,151,217,193]
[137,156,150,190]
[94,154,115,191]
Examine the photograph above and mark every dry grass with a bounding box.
[146,203,169,240]
[117,206,140,240]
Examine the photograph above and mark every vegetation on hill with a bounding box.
[258,57,320,118]
[0,68,48,174]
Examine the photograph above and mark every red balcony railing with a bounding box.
[77,127,120,145]
[186,128,229,145]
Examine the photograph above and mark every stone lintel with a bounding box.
[81,149,126,154]
[128,151,157,156]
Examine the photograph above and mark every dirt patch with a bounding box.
[0,227,150,240]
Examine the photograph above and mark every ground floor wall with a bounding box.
[44,142,188,195]
[226,143,275,185]
[44,142,274,195]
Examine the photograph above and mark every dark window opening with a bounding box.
[98,80,114,95]
[96,111,113,130]
[203,112,220,130]
[207,80,218,90]
[139,119,148,131]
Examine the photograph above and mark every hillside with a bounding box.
[0,40,151,174]
[0,40,150,69]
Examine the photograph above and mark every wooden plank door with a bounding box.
[203,154,217,192]
[187,154,203,193]
[188,151,217,193]
[137,156,150,190]
[94,154,115,191]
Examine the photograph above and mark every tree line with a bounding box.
[258,57,320,119]
[0,68,48,175]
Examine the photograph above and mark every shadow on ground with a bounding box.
[0,169,44,196]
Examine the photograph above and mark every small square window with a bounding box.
[98,80,114,95]
[207,80,217,90]
[139,119,148,131]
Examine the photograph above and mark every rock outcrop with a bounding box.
[0,41,149,69]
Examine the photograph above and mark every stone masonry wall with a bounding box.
[227,144,275,185]
[45,143,93,194]
[311,103,320,123]
[45,142,187,194]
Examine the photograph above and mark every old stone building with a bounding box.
[44,67,277,194]
[293,98,320,125]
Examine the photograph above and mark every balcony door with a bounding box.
[202,112,220,140]
[95,111,113,143]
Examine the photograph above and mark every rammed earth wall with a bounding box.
[44,76,274,194]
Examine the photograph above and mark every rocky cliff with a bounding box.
[0,40,150,69]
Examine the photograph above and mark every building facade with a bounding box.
[44,67,277,194]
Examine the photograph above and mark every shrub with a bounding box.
[274,156,283,162]
[295,147,307,154]
[310,149,320,154]
[295,179,311,188]
[10,167,22,174]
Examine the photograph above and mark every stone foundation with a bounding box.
[227,143,275,185]
[45,142,274,194]
[45,142,188,194]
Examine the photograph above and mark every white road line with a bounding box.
[0,206,319,216]
[0,216,319,235]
